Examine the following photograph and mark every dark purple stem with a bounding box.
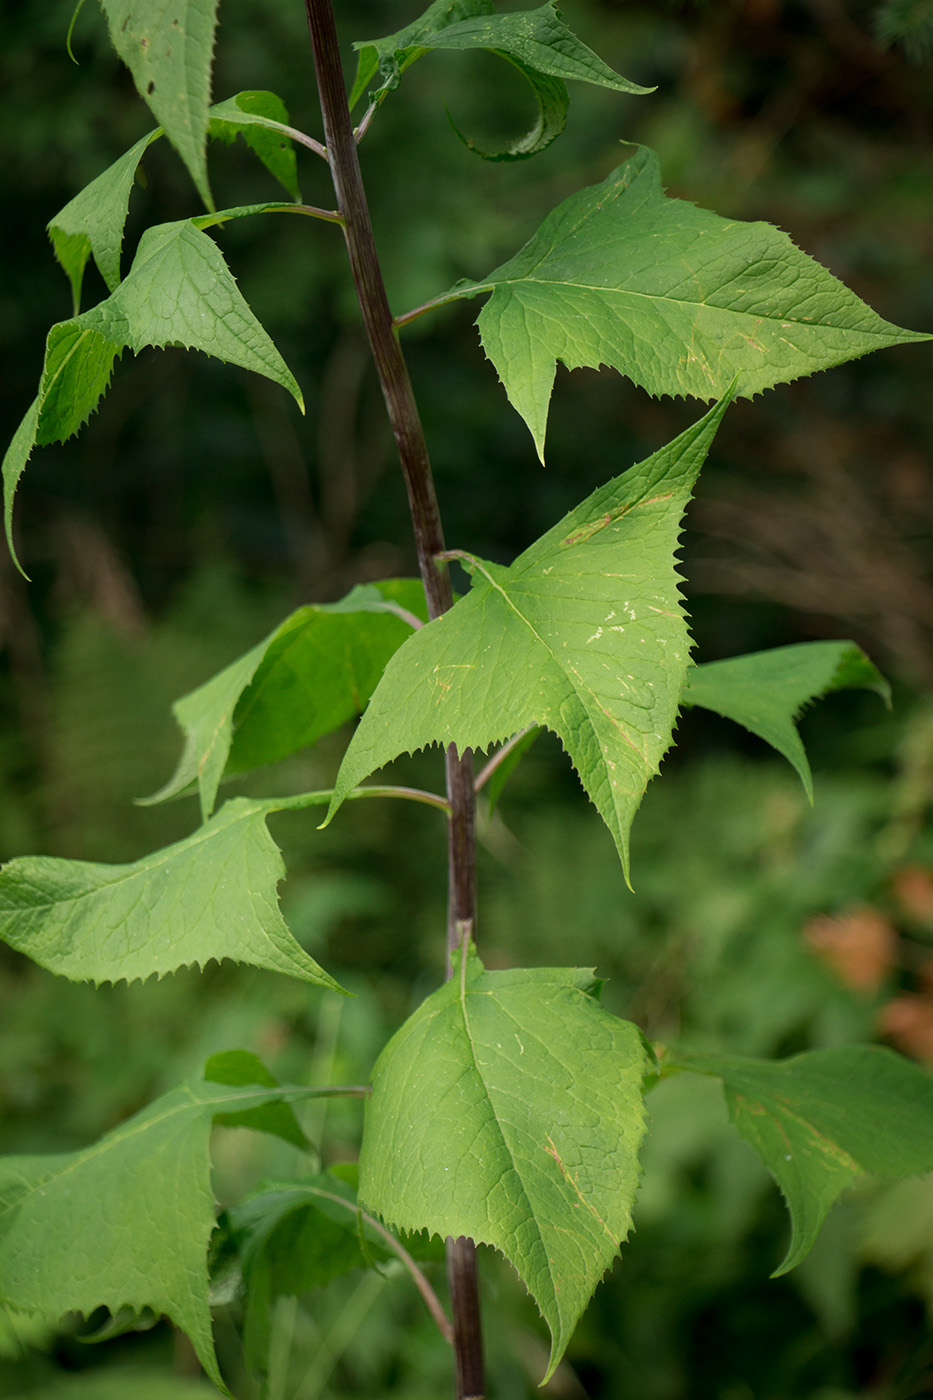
[302,3,484,1395]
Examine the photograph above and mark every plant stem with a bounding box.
[302,4,484,1395]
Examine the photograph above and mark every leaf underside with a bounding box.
[327,395,732,882]
[669,1045,933,1274]
[359,942,649,1382]
[449,145,930,459]
[0,1054,315,1395]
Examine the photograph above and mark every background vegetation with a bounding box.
[1,1,932,1395]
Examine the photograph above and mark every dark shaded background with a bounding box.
[1,2,933,1397]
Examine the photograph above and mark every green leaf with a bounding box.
[205,1050,309,1148]
[42,218,302,444]
[353,0,650,103]
[668,1045,933,1275]
[47,93,300,311]
[326,397,732,881]
[98,0,219,208]
[47,130,161,308]
[2,400,39,577]
[147,579,428,820]
[230,1172,394,1372]
[350,0,650,154]
[0,796,344,991]
[683,641,891,800]
[5,219,303,575]
[359,941,648,1383]
[208,91,302,200]
[0,1057,322,1394]
[449,145,931,460]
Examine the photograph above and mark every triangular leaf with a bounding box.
[0,1058,323,1394]
[5,219,303,573]
[0,796,344,991]
[98,0,219,208]
[146,579,428,820]
[683,641,890,800]
[326,396,732,880]
[359,942,648,1383]
[47,130,161,307]
[667,1045,933,1275]
[448,145,930,459]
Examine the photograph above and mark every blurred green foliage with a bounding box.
[1,0,932,1396]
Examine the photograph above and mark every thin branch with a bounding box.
[276,202,344,224]
[271,121,329,161]
[309,1187,454,1344]
[393,289,478,331]
[354,100,378,144]
[356,784,450,814]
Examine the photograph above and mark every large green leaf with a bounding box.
[326,396,731,880]
[147,580,428,820]
[3,218,302,573]
[447,145,930,459]
[98,0,219,207]
[48,92,301,312]
[683,641,891,800]
[0,1054,319,1395]
[0,796,343,990]
[668,1046,933,1275]
[350,0,650,158]
[358,941,648,1383]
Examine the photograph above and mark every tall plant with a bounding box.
[1,2,932,1396]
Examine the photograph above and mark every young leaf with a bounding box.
[667,1045,933,1275]
[0,1057,321,1395]
[682,641,891,800]
[0,796,344,991]
[3,218,303,573]
[326,396,732,881]
[98,0,219,208]
[359,941,648,1383]
[447,145,930,460]
[146,579,428,820]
